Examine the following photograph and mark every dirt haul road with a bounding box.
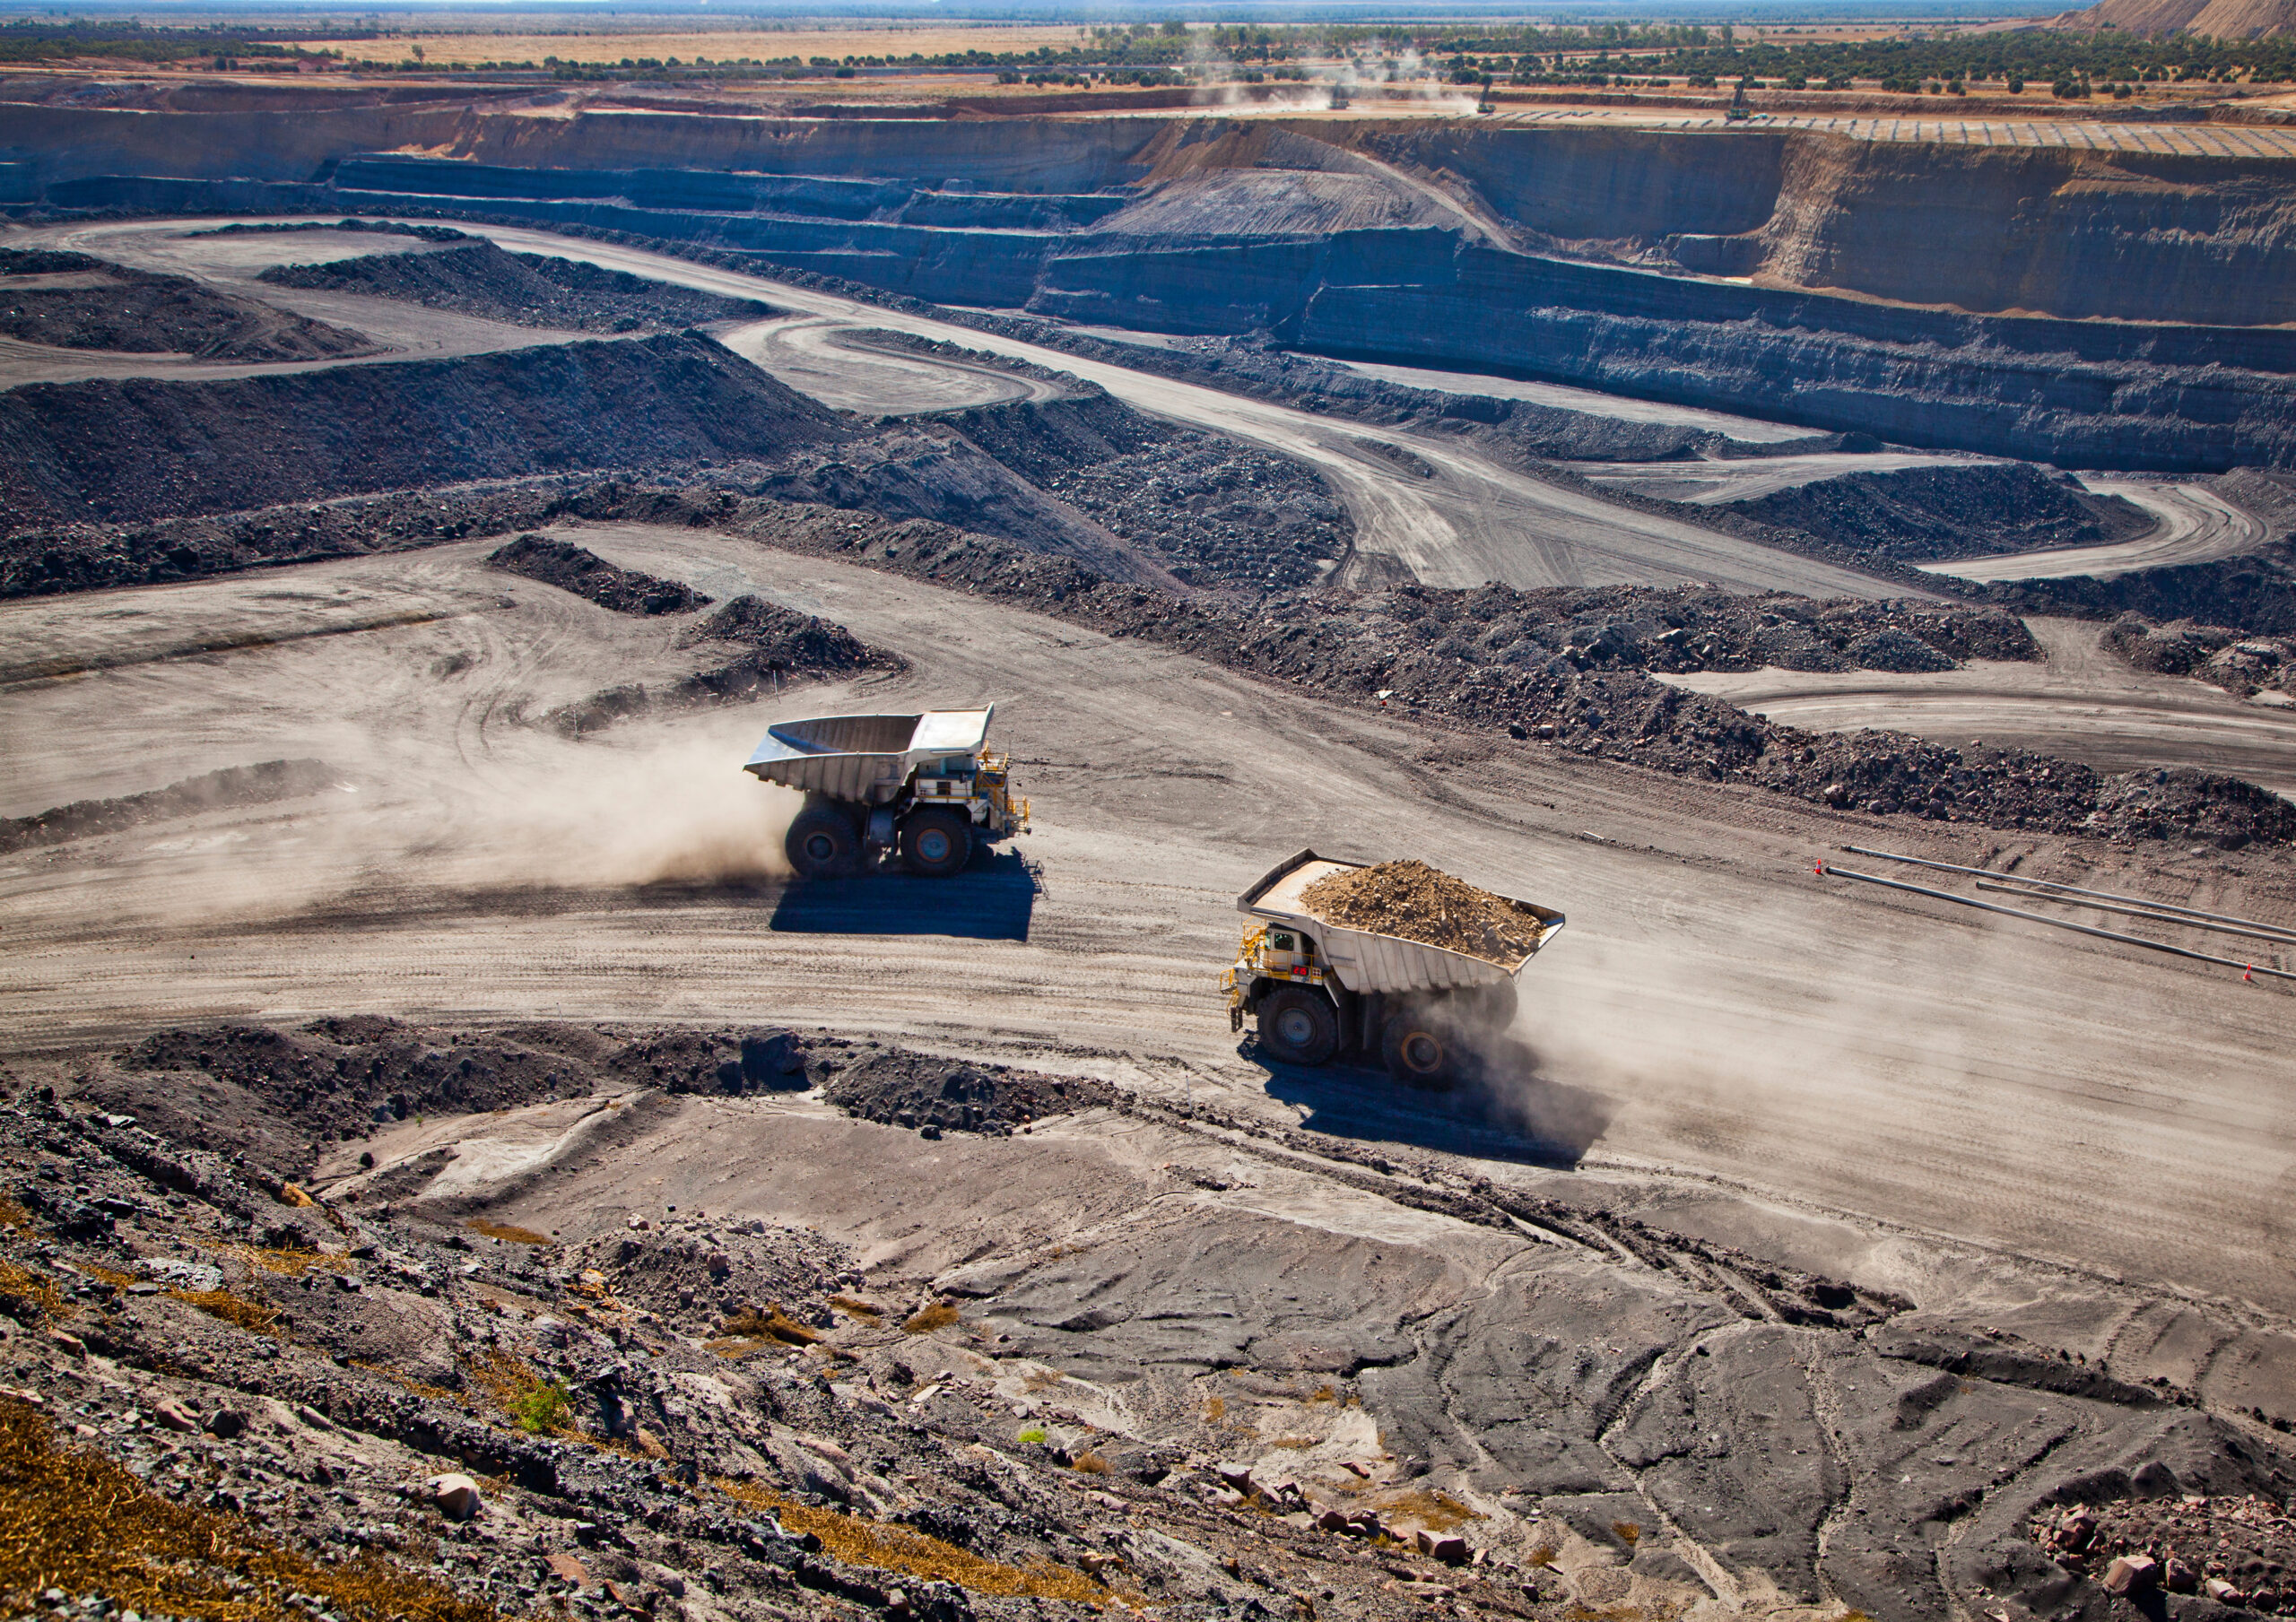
[1667,618,2296,798]
[6,521,2296,1335]
[23,217,1911,601]
[1926,481,2273,582]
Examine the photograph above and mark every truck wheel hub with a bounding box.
[1274,1006,1318,1047]
[1400,1032,1445,1072]
[917,828,953,863]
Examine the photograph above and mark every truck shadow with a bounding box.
[1254,1036,1613,1169]
[767,849,1038,941]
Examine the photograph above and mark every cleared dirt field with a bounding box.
[7,527,2296,1330]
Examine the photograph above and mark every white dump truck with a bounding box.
[744,707,1028,879]
[1223,849,1565,1086]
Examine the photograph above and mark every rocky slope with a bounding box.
[9,1016,2296,1622]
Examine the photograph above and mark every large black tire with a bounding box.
[1382,1005,1462,1090]
[1257,986,1341,1066]
[786,803,860,879]
[898,806,972,878]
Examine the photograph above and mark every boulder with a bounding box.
[428,1471,483,1521]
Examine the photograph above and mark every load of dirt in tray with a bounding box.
[257,239,778,334]
[820,1049,1119,1138]
[0,246,376,361]
[0,758,336,855]
[487,533,709,615]
[2031,1496,2296,1612]
[1299,859,1542,967]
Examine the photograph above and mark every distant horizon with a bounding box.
[0,3,2074,23]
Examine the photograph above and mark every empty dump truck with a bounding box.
[744,707,1028,879]
[1223,849,1564,1087]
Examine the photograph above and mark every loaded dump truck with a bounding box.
[744,707,1028,879]
[1223,849,1565,1087]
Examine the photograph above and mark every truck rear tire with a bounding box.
[787,803,860,879]
[1258,987,1340,1066]
[898,807,971,878]
[1382,1006,1460,1090]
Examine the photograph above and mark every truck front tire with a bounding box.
[787,803,860,879]
[1257,987,1340,1066]
[899,807,972,878]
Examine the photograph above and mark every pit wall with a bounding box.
[13,102,2296,467]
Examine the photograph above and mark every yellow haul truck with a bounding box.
[1223,849,1565,1087]
[744,707,1028,879]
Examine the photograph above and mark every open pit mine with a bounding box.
[8,53,2296,1622]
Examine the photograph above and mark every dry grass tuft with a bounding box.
[0,1396,499,1621]
[722,1305,819,1345]
[1529,1543,1558,1568]
[1611,1521,1641,1546]
[830,1295,882,1320]
[278,1183,316,1208]
[1381,1488,1479,1531]
[465,1219,553,1247]
[173,1287,281,1337]
[231,1244,348,1279]
[1070,1452,1109,1475]
[0,1259,64,1322]
[1205,1394,1227,1422]
[717,1477,1108,1604]
[901,1302,960,1335]
[0,1193,30,1231]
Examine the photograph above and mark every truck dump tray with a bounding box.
[743,708,995,804]
[1236,848,1564,997]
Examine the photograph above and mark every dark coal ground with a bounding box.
[0,244,377,361]
[819,1051,1121,1139]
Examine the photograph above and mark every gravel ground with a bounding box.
[2031,1496,2296,1612]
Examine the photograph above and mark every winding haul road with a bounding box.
[20,216,1909,600]
[1926,481,2272,582]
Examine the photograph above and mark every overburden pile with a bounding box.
[0,245,375,361]
[257,239,778,334]
[0,332,845,531]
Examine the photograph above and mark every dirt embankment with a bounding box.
[545,588,903,738]
[2105,612,2296,700]
[257,239,779,334]
[932,381,1352,592]
[711,494,2292,848]
[820,1050,1119,1138]
[487,533,710,615]
[0,246,375,361]
[1987,542,2296,638]
[0,332,846,533]
[1724,463,2155,562]
[0,759,337,856]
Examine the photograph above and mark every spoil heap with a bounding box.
[1300,859,1541,967]
[821,1050,1118,1138]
